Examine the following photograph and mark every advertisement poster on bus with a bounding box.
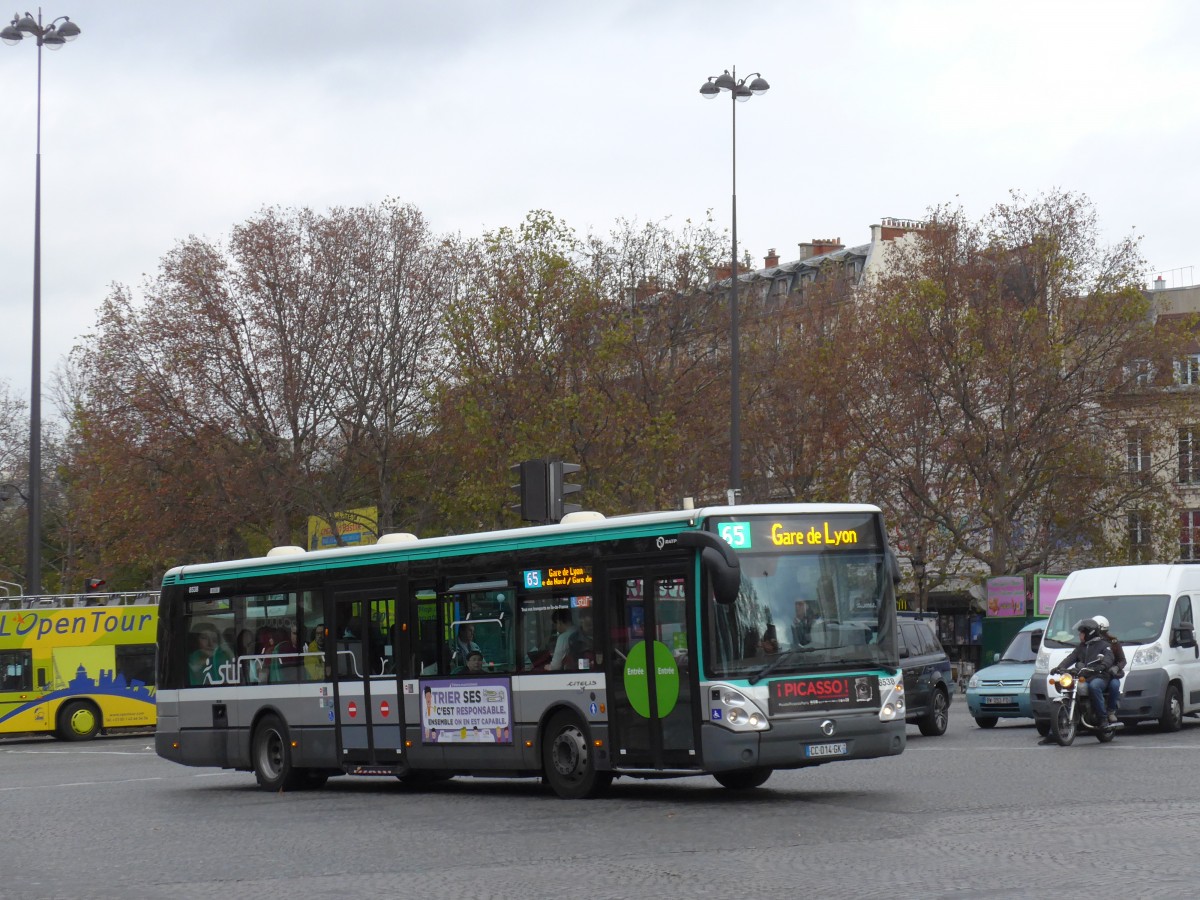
[421,677,512,744]
[1035,575,1067,617]
[986,576,1026,617]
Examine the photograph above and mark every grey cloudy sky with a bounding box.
[1,0,1197,401]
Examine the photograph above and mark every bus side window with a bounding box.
[2,651,32,691]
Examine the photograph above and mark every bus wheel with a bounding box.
[57,701,101,741]
[714,767,773,790]
[252,714,303,791]
[542,712,612,800]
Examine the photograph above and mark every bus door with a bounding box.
[331,587,402,769]
[606,565,697,770]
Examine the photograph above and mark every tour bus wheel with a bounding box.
[713,767,773,790]
[252,713,304,791]
[542,711,612,800]
[57,700,101,741]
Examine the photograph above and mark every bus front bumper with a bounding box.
[701,713,906,772]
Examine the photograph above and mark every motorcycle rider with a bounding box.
[1093,615,1126,724]
[1049,618,1116,733]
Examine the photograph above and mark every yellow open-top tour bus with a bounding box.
[0,594,158,740]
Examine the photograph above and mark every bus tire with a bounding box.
[252,713,303,791]
[57,700,101,741]
[542,711,611,800]
[713,767,773,790]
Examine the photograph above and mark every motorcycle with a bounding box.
[1046,662,1116,746]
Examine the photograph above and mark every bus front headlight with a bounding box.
[879,681,905,722]
[709,684,770,732]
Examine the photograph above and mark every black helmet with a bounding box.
[1073,618,1100,640]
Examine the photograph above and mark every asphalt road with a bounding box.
[3,703,1199,899]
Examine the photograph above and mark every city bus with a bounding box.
[154,504,906,797]
[0,593,159,740]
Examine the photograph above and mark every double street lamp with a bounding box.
[2,9,82,595]
[699,67,769,505]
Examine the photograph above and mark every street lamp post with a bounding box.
[2,10,82,596]
[699,67,769,505]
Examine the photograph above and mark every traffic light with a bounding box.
[548,460,582,522]
[83,577,106,593]
[511,459,549,523]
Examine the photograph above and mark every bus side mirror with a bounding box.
[886,549,902,586]
[675,531,742,605]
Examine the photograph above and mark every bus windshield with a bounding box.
[704,513,898,679]
[1043,595,1169,647]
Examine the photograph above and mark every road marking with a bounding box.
[1,747,155,756]
[0,776,163,793]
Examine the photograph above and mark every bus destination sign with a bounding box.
[768,674,880,715]
[713,514,880,552]
[522,565,593,590]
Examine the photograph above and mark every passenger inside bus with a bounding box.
[187,623,222,685]
[455,650,485,674]
[548,608,592,671]
[452,623,479,669]
[236,628,264,683]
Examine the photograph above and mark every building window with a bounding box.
[1127,429,1151,474]
[1126,358,1153,386]
[1128,511,1152,563]
[1175,355,1200,386]
[1180,427,1200,483]
[1181,510,1200,561]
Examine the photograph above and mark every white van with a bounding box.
[1031,564,1200,732]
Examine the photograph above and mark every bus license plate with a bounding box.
[983,695,1014,705]
[805,742,848,758]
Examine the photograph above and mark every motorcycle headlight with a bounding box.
[1058,673,1074,689]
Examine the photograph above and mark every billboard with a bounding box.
[307,506,378,550]
[986,576,1026,617]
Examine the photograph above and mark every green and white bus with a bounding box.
[155,504,906,797]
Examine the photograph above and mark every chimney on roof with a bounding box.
[797,237,844,260]
[764,248,779,268]
[1154,275,1166,290]
[876,217,926,243]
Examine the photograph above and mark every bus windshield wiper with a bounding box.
[748,646,819,685]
